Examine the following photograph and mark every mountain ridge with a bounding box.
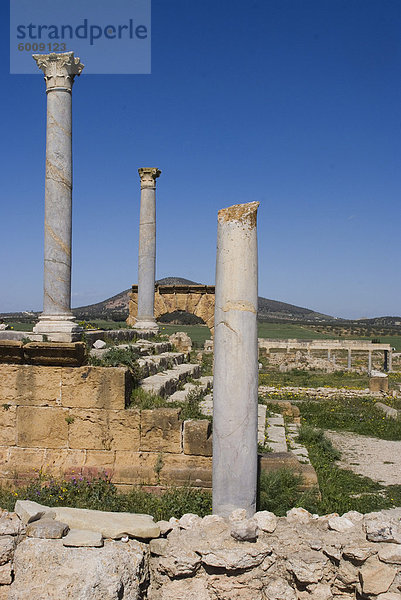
[70,277,333,322]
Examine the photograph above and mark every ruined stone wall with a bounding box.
[2,504,401,599]
[0,364,212,491]
[127,285,215,332]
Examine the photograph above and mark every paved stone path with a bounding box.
[325,430,401,486]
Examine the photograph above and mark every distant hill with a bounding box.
[3,277,396,325]
[355,316,401,327]
[71,276,333,322]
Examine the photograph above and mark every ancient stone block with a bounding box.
[0,536,15,565]
[42,448,86,478]
[369,375,389,392]
[24,342,86,366]
[140,409,182,453]
[68,409,112,450]
[60,366,130,409]
[26,519,69,539]
[186,293,202,315]
[183,420,212,456]
[360,557,396,595]
[174,293,188,313]
[109,409,140,451]
[0,364,62,406]
[17,406,68,448]
[169,332,192,353]
[0,341,24,364]
[63,529,103,547]
[4,447,45,482]
[9,538,147,599]
[83,450,116,480]
[0,404,17,446]
[113,451,159,485]
[159,454,212,488]
[0,562,12,585]
[194,293,215,324]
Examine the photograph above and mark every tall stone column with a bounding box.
[368,351,372,373]
[135,168,161,331]
[32,52,84,342]
[347,349,352,369]
[388,351,392,372]
[213,202,259,518]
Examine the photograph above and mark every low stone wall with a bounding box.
[0,364,212,490]
[2,504,401,599]
[259,384,398,401]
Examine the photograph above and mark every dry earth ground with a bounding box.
[325,430,401,486]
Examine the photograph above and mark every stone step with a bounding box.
[138,352,186,377]
[140,363,201,398]
[90,339,172,360]
[199,394,213,416]
[266,413,287,453]
[167,376,213,403]
[257,404,267,446]
[286,423,311,464]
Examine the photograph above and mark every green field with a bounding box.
[7,319,401,351]
[158,324,211,347]
[257,322,332,339]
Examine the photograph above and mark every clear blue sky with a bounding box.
[1,0,400,319]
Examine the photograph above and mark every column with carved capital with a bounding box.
[135,168,161,331]
[32,52,84,341]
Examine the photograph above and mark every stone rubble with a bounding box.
[2,504,401,598]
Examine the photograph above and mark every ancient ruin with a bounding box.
[127,284,216,331]
[213,202,259,517]
[32,52,84,342]
[134,168,161,331]
[259,338,393,372]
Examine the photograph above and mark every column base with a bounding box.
[32,314,83,342]
[134,317,159,332]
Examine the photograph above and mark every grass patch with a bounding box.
[129,387,211,421]
[88,346,143,386]
[2,474,212,521]
[297,397,401,440]
[258,468,319,515]
[200,352,213,376]
[157,324,211,348]
[297,425,397,514]
[257,322,333,340]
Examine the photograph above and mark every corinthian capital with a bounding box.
[138,168,161,189]
[33,51,84,92]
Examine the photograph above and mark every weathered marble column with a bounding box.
[388,351,392,372]
[347,349,352,369]
[213,202,259,517]
[368,351,372,373]
[384,351,388,372]
[32,52,84,342]
[135,168,161,331]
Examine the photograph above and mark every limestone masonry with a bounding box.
[1,502,401,598]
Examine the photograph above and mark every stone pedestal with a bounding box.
[212,202,259,518]
[135,168,161,332]
[369,374,389,392]
[32,52,84,342]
